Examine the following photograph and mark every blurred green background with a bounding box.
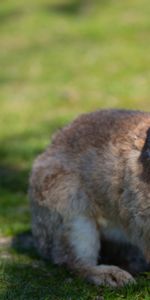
[0,0,150,299]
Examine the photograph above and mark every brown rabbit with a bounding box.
[29,109,150,287]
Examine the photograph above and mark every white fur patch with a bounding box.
[69,216,100,265]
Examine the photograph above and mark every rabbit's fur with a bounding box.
[29,109,150,287]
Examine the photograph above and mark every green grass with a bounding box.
[0,0,150,298]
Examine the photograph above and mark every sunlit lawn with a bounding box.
[0,0,150,299]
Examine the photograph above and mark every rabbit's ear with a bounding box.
[140,128,150,161]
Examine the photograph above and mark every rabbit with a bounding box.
[29,109,150,287]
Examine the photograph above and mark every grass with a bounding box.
[0,0,150,298]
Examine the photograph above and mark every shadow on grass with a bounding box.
[11,230,37,259]
[0,259,84,300]
[0,164,29,193]
[0,231,148,300]
[0,117,69,234]
[44,0,110,16]
[0,118,66,194]
[47,1,82,15]
[0,232,97,300]
[0,262,98,300]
